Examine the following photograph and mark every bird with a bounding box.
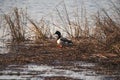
[54,31,73,48]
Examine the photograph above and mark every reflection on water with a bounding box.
[0,62,119,80]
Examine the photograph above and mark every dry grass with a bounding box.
[54,1,120,55]
[0,1,119,55]
[93,3,120,54]
[28,18,52,43]
[4,8,26,43]
[55,1,90,39]
[2,7,52,44]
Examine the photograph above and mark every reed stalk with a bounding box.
[4,8,26,43]
[28,18,51,43]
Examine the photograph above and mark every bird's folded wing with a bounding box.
[60,38,72,43]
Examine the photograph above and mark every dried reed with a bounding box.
[28,18,51,43]
[93,1,120,54]
[4,8,26,43]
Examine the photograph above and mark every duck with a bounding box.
[54,31,73,48]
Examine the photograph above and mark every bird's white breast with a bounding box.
[57,39,61,44]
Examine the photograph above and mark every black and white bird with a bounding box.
[54,31,73,48]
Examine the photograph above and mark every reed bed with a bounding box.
[0,1,119,55]
[54,1,120,54]
[94,12,120,54]
[4,8,26,43]
[55,0,91,39]
[1,7,51,44]
[93,1,120,54]
[28,18,51,43]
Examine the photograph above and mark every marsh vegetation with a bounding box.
[0,0,120,80]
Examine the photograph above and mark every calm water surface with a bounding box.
[0,61,119,80]
[0,0,118,20]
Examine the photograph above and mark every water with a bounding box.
[0,0,119,36]
[0,0,118,20]
[0,0,119,35]
[0,61,119,80]
[0,0,119,41]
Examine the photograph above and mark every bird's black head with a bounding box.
[54,31,61,39]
